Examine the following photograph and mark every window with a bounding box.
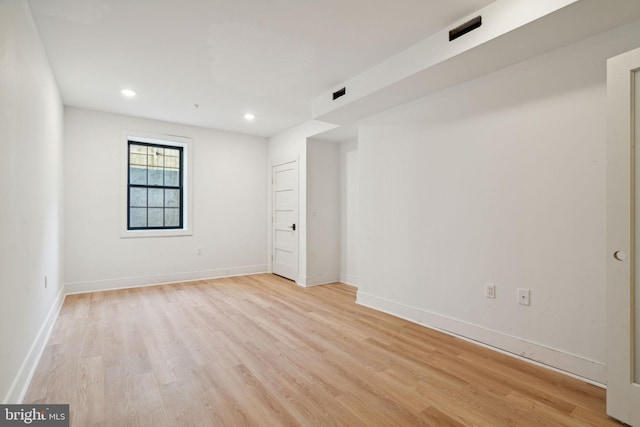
[121,132,192,238]
[128,141,183,230]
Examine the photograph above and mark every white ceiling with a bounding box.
[26,0,495,139]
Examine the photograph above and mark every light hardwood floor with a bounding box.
[26,274,622,426]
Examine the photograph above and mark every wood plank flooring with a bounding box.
[25,274,622,426]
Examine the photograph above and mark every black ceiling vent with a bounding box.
[332,87,346,100]
[449,16,482,42]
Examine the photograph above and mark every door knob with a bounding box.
[614,250,628,261]
[288,224,296,231]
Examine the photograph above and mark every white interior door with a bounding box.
[272,158,298,281]
[607,46,640,426]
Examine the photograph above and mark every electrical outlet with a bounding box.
[197,248,203,256]
[518,288,530,306]
[485,283,495,299]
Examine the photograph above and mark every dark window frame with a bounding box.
[127,140,184,230]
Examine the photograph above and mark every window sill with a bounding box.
[120,228,193,239]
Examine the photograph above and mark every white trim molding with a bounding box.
[65,265,267,294]
[3,287,66,404]
[339,274,358,287]
[298,274,340,287]
[357,290,606,385]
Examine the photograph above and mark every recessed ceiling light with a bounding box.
[121,89,136,97]
[244,113,255,121]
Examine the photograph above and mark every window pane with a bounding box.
[130,144,147,155]
[164,148,179,158]
[130,188,147,207]
[148,168,164,186]
[148,208,164,227]
[130,166,147,185]
[165,189,180,207]
[165,169,179,187]
[148,147,164,168]
[164,156,179,169]
[129,208,147,228]
[130,153,148,166]
[165,208,180,227]
[148,188,164,207]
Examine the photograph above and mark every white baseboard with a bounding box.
[3,286,66,404]
[65,265,268,294]
[296,274,340,287]
[357,290,606,385]
[339,274,358,287]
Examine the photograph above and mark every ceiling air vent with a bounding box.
[332,87,346,100]
[449,16,482,42]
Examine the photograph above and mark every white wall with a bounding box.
[0,0,65,403]
[306,139,340,286]
[64,108,268,292]
[339,139,359,286]
[357,20,640,384]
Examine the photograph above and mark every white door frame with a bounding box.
[607,45,640,426]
